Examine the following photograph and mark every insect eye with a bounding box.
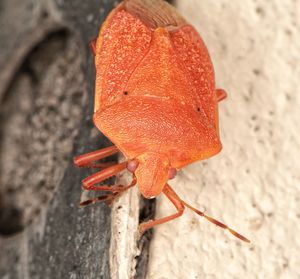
[168,168,177,180]
[127,159,139,173]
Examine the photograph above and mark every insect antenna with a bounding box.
[181,200,250,243]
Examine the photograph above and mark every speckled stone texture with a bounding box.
[0,1,121,278]
[147,1,300,278]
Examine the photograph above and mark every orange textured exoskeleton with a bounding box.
[74,0,249,242]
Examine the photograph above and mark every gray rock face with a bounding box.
[0,1,120,278]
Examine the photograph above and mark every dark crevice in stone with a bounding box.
[0,204,24,235]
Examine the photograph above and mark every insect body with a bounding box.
[74,0,249,242]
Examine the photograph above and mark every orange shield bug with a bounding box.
[74,0,250,243]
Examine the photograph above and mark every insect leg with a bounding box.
[89,37,97,56]
[80,177,137,207]
[80,193,118,207]
[181,199,250,243]
[216,89,227,102]
[81,162,127,191]
[74,145,119,168]
[139,183,185,234]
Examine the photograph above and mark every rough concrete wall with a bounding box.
[147,0,300,278]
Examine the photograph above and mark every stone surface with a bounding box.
[110,170,141,279]
[0,1,121,278]
[147,0,300,278]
